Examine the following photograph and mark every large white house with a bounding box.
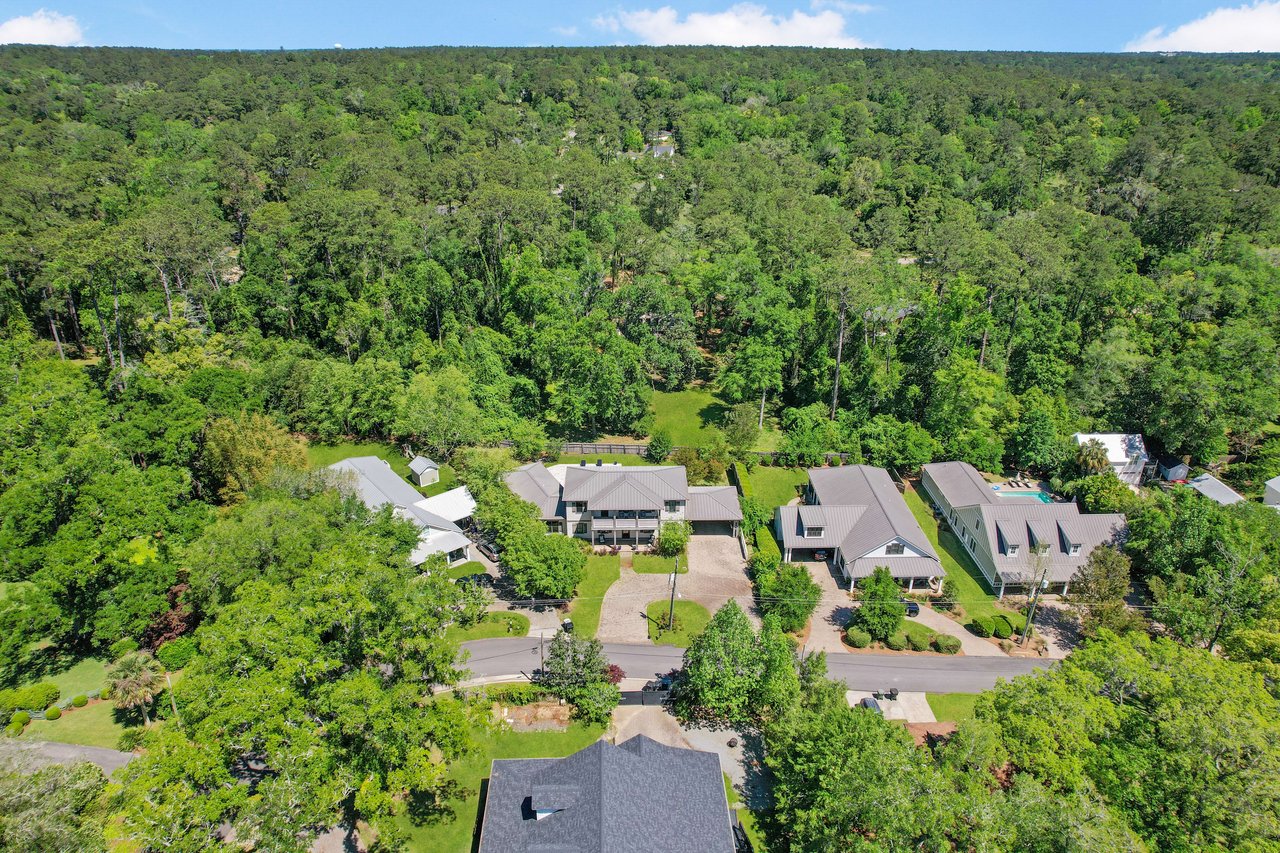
[504,460,741,546]
[328,456,471,565]
[773,465,943,591]
[921,461,1126,598]
[1266,475,1280,510]
[1072,433,1149,486]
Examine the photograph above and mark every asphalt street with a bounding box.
[460,638,1050,693]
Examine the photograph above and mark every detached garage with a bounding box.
[686,486,742,538]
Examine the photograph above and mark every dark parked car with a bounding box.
[901,599,920,617]
[476,541,500,562]
[858,697,883,715]
[643,674,675,692]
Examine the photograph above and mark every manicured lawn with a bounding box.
[445,612,530,643]
[646,600,711,646]
[724,773,767,852]
[419,463,459,497]
[18,655,109,701]
[901,619,943,649]
[902,484,1022,625]
[926,692,980,723]
[396,722,605,852]
[651,388,723,446]
[747,466,809,509]
[446,561,489,580]
[20,700,129,750]
[556,452,654,467]
[570,555,621,639]
[632,553,686,574]
[306,440,410,476]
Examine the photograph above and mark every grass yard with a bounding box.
[646,600,710,646]
[926,692,980,723]
[18,654,109,701]
[19,700,128,750]
[445,612,530,643]
[396,722,605,852]
[724,774,767,852]
[570,555,621,639]
[902,484,1023,625]
[650,388,724,446]
[901,619,943,649]
[632,553,685,574]
[446,561,489,580]
[747,466,809,509]
[305,440,457,497]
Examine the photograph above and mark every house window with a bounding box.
[806,526,824,539]
[664,500,682,513]
[885,541,905,556]
[1070,544,1081,556]
[569,502,586,513]
[1007,543,1019,557]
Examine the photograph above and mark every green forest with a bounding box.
[1,44,1279,851]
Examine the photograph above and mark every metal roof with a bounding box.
[504,462,565,519]
[1186,473,1245,506]
[686,486,743,522]
[408,455,438,474]
[562,465,688,504]
[807,466,939,562]
[975,503,1126,583]
[478,735,734,853]
[920,461,1004,508]
[328,457,460,534]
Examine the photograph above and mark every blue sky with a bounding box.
[1,1,1278,52]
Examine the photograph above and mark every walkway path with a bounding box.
[912,605,1006,657]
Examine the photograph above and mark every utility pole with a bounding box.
[667,556,679,631]
[164,672,180,722]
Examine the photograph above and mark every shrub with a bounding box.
[734,463,755,498]
[934,578,958,611]
[969,617,993,638]
[656,520,692,557]
[117,728,147,752]
[845,626,872,648]
[907,631,931,652]
[11,711,30,727]
[884,633,907,651]
[481,683,548,707]
[4,722,21,737]
[756,562,821,633]
[933,635,962,654]
[72,695,88,708]
[45,707,61,721]
[991,615,1013,640]
[16,682,59,712]
[1000,639,1015,653]
[109,637,139,659]
[156,636,198,671]
[646,429,673,463]
[754,527,781,562]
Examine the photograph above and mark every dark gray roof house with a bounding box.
[477,735,734,853]
[774,465,943,589]
[920,461,1126,598]
[504,462,741,546]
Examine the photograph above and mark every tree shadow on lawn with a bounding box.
[405,779,470,827]
[21,644,89,684]
[696,400,730,431]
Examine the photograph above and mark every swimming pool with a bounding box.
[994,489,1053,504]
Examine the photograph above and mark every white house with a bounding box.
[1265,475,1280,510]
[329,456,470,565]
[1072,433,1149,486]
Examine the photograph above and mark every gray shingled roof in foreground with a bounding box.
[478,735,734,853]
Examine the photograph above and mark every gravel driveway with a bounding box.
[596,536,755,644]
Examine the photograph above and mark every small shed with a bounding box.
[1158,455,1191,482]
[408,455,439,487]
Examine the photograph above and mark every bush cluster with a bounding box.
[884,633,907,651]
[991,615,1014,639]
[45,707,61,720]
[156,636,198,671]
[907,631,931,652]
[0,682,61,720]
[969,617,994,638]
[3,722,21,737]
[845,626,872,648]
[933,635,962,654]
[478,683,548,706]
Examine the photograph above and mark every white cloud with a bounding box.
[593,3,871,47]
[552,24,580,37]
[0,8,83,45]
[810,0,877,13]
[1125,0,1280,52]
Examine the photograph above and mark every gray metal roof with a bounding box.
[504,463,565,519]
[478,735,734,853]
[807,466,939,562]
[845,555,942,580]
[327,457,460,533]
[563,465,688,506]
[686,486,743,522]
[775,504,864,551]
[408,455,438,474]
[1186,473,1245,506]
[976,503,1126,583]
[920,461,1010,508]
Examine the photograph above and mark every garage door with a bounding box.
[691,521,734,536]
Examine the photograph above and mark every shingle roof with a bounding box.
[1186,473,1245,506]
[686,486,743,522]
[408,455,439,475]
[504,463,565,519]
[478,735,734,853]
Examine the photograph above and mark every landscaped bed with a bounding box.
[18,699,127,750]
[841,618,958,655]
[646,600,710,646]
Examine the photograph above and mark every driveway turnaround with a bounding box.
[0,738,135,776]
[460,639,1049,693]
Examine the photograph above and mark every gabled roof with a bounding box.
[414,486,477,524]
[775,504,865,550]
[504,462,565,519]
[686,486,743,522]
[808,466,939,561]
[562,465,687,505]
[921,461,1003,508]
[328,456,461,534]
[976,502,1126,583]
[1072,433,1148,465]
[478,735,734,853]
[408,455,439,475]
[1186,473,1245,506]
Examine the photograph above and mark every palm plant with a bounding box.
[1076,438,1110,476]
[106,651,166,726]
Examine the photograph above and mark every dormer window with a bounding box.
[885,541,905,556]
[1070,543,1081,556]
[806,526,824,539]
[1007,543,1019,557]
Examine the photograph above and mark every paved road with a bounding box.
[0,738,135,775]
[460,639,1050,693]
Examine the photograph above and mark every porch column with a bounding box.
[1062,580,1070,596]
[784,548,791,561]
[907,576,914,592]
[997,578,1005,600]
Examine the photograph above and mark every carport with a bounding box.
[685,486,742,538]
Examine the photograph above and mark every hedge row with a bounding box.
[844,628,961,655]
[754,527,781,561]
[733,463,755,499]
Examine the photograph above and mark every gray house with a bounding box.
[328,456,470,565]
[774,465,944,590]
[477,735,734,853]
[1266,475,1280,510]
[1157,455,1191,482]
[920,461,1126,598]
[504,461,741,547]
[408,455,440,487]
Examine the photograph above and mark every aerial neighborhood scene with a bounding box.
[2,1,1280,851]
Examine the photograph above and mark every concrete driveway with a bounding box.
[596,535,755,644]
[912,605,1007,657]
[794,558,854,655]
[846,690,936,723]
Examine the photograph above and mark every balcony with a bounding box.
[592,517,660,532]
